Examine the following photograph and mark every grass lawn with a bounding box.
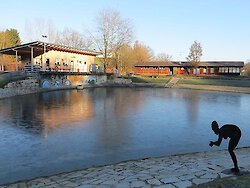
[130,75,250,87]
[130,75,171,83]
[177,78,250,87]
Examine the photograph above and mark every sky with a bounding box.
[1,0,250,61]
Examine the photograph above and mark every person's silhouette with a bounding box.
[209,121,241,173]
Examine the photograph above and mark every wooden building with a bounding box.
[134,61,244,76]
[0,41,100,73]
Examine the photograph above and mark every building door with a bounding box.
[45,58,50,71]
[169,67,173,75]
[70,60,75,72]
[173,67,178,75]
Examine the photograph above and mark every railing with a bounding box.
[24,65,41,73]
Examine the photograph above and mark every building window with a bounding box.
[55,58,60,66]
[210,68,214,74]
[203,68,207,73]
[46,58,50,66]
[197,68,200,74]
[63,59,68,66]
[220,67,227,73]
[35,58,41,65]
[229,67,233,73]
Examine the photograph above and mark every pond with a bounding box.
[0,88,250,184]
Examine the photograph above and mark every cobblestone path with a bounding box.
[1,148,250,188]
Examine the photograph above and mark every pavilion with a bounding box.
[0,41,100,73]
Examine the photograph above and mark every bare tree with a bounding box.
[92,9,134,72]
[115,44,134,74]
[155,52,172,62]
[186,40,203,67]
[133,41,154,64]
[243,60,250,76]
[24,19,58,42]
[23,18,93,49]
[55,27,93,49]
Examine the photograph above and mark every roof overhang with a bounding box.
[0,41,101,56]
[134,61,244,67]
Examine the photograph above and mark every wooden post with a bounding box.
[15,50,18,71]
[31,47,34,65]
[43,42,46,71]
[30,47,34,72]
[1,53,3,71]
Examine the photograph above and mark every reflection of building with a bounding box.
[0,41,100,72]
[0,90,94,136]
[38,91,94,136]
[134,61,244,76]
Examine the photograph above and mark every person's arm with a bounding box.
[210,135,222,147]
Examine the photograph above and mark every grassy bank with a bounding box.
[130,75,171,83]
[190,174,250,188]
[177,78,250,87]
[130,75,250,87]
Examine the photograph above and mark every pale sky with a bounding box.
[1,0,250,61]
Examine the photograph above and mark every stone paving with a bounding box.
[1,147,250,188]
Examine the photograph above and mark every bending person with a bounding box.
[209,120,241,173]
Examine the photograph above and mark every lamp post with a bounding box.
[42,35,47,71]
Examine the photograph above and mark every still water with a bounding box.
[0,88,250,183]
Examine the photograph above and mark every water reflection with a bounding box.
[0,88,243,135]
[85,88,146,151]
[0,90,94,136]
[0,88,248,184]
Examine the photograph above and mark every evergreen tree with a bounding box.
[0,28,21,49]
[0,28,21,71]
[5,29,21,47]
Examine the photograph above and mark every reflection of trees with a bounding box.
[89,88,178,153]
[182,91,201,123]
[0,95,43,133]
[87,88,147,151]
[179,91,241,124]
[0,90,94,136]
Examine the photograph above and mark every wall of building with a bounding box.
[33,50,95,72]
[134,66,242,76]
[134,67,171,75]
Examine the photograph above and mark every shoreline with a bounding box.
[1,147,250,187]
[175,84,250,94]
[1,82,250,100]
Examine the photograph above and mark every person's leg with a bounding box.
[228,137,240,172]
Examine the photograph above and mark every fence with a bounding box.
[24,65,41,73]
